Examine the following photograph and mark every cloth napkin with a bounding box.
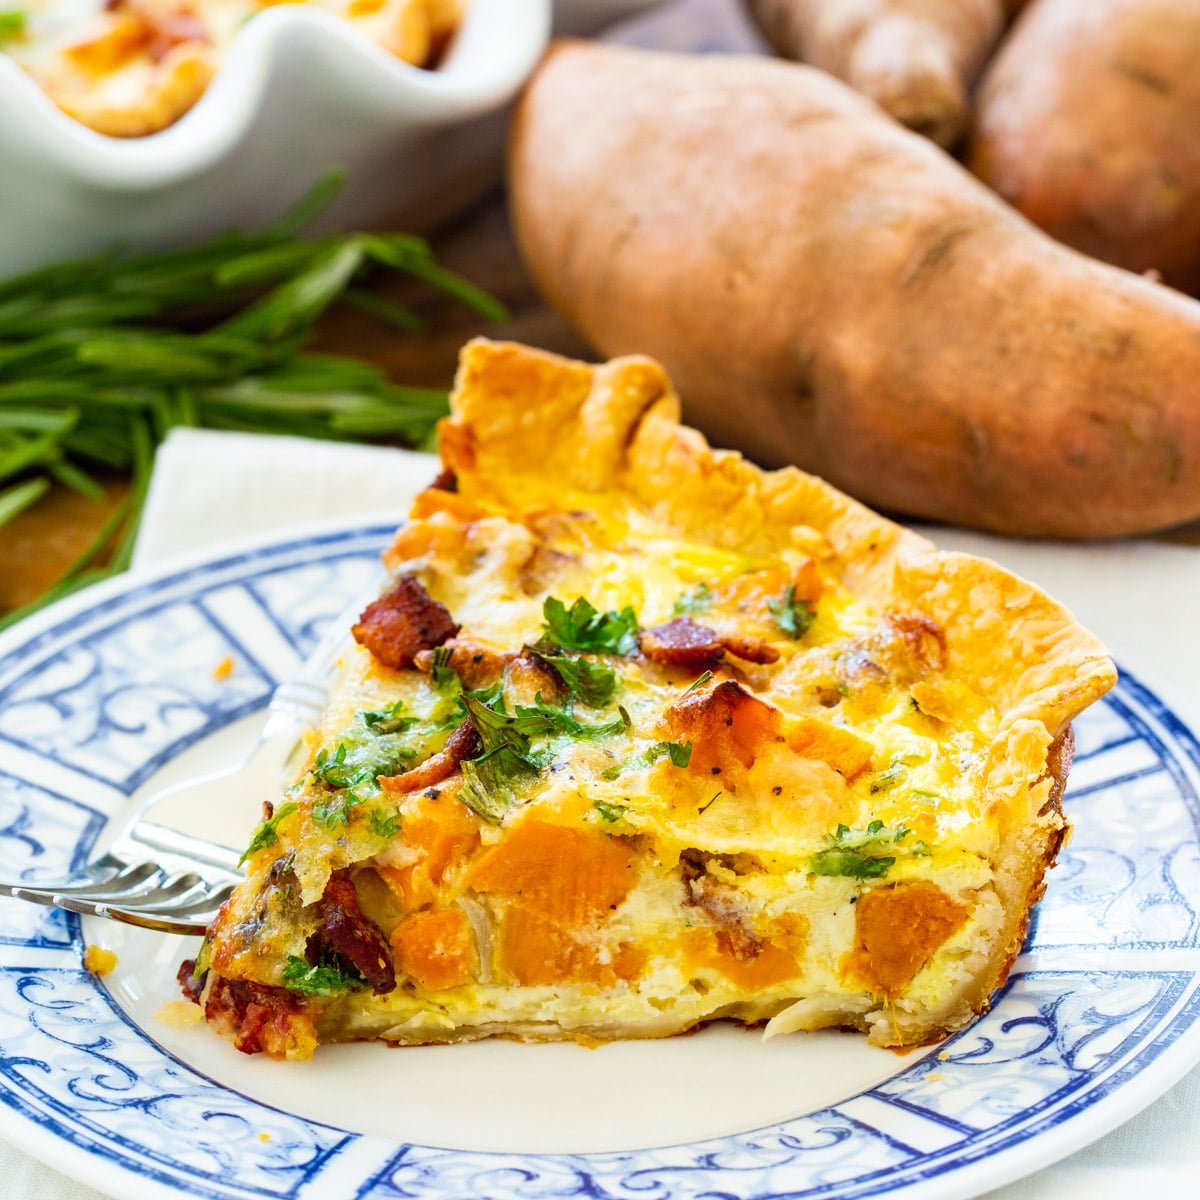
[3,426,1198,1199]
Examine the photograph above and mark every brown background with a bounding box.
[2,0,1195,617]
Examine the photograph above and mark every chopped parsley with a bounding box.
[368,806,401,839]
[360,699,419,734]
[281,955,366,997]
[601,739,692,780]
[512,694,625,741]
[530,647,619,707]
[592,800,629,823]
[540,596,638,656]
[430,646,460,692]
[768,584,816,639]
[808,819,926,880]
[457,690,626,823]
[456,693,550,823]
[425,647,467,728]
[311,743,372,791]
[459,758,522,824]
[0,9,26,41]
[673,582,714,616]
[311,790,367,830]
[238,800,298,865]
[869,762,905,794]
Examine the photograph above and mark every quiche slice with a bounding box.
[180,339,1116,1060]
[5,0,462,137]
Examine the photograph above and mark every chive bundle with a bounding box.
[0,172,506,630]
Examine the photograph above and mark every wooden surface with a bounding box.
[2,0,1197,621]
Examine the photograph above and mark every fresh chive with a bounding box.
[0,476,49,527]
[0,171,503,630]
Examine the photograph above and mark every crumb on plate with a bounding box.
[83,945,117,976]
[154,999,205,1028]
[212,655,235,681]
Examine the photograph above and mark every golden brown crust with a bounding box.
[446,338,1115,731]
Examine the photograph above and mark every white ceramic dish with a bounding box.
[0,0,663,275]
[1,520,1199,1200]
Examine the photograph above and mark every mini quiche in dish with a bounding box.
[0,0,462,135]
[179,339,1116,1060]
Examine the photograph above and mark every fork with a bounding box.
[0,582,377,936]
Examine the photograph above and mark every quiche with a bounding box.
[179,339,1116,1060]
[1,0,462,136]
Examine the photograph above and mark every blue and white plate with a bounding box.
[0,523,1198,1200]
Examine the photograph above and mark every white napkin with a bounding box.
[4,426,1198,1199]
[133,428,438,569]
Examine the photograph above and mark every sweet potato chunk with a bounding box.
[666,679,782,786]
[465,818,638,926]
[846,881,969,996]
[495,907,615,987]
[377,790,480,912]
[682,927,801,991]
[392,907,477,991]
[789,717,874,779]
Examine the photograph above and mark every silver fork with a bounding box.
[0,582,376,936]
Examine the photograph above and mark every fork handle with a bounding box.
[266,578,382,724]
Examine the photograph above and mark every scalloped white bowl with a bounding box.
[0,0,663,274]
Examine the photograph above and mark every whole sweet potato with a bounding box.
[509,41,1200,538]
[970,0,1200,295]
[745,0,1003,147]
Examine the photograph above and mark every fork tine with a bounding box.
[120,884,235,918]
[95,905,212,936]
[2,861,231,936]
[10,861,163,899]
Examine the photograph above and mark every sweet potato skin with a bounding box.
[745,0,1003,147]
[969,0,1200,295]
[509,41,1200,538]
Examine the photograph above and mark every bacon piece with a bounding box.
[678,850,761,960]
[641,619,781,669]
[177,958,206,1004]
[719,634,781,664]
[352,575,458,670]
[379,721,481,795]
[640,617,724,667]
[308,873,396,994]
[201,974,314,1058]
[414,638,514,688]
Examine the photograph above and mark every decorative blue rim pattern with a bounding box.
[0,523,1197,1200]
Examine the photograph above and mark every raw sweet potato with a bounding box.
[508,41,1200,538]
[744,0,1004,147]
[970,0,1200,295]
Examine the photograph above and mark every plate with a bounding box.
[0,522,1198,1200]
